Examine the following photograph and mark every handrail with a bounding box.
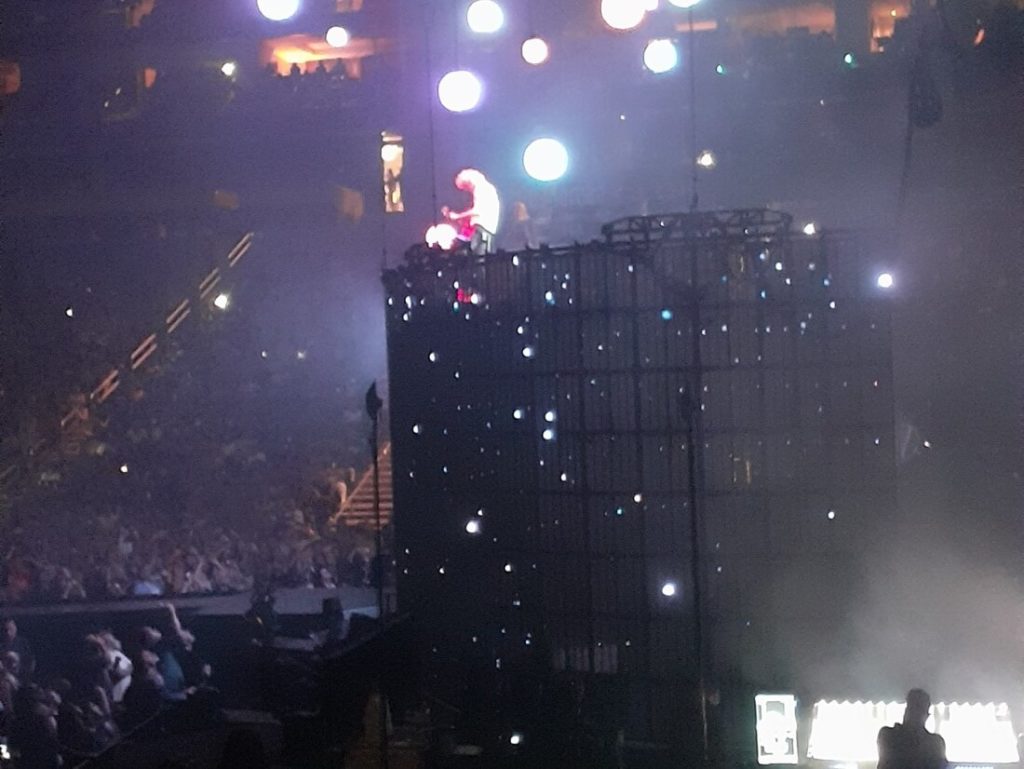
[69,709,164,769]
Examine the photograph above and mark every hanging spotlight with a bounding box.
[325,25,350,47]
[523,138,569,182]
[437,70,483,112]
[213,292,231,310]
[601,0,646,30]
[644,39,679,73]
[257,0,300,21]
[521,36,550,65]
[467,0,505,34]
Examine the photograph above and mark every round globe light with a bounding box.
[467,0,505,34]
[661,581,678,597]
[523,138,569,182]
[438,70,483,113]
[381,144,401,162]
[644,39,679,73]
[426,222,459,250]
[521,36,550,65]
[876,272,894,289]
[325,25,350,47]
[601,0,646,30]
[257,0,300,22]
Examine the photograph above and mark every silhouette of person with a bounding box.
[878,689,947,769]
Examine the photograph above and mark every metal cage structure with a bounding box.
[383,209,895,761]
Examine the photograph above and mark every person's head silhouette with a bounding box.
[903,688,932,728]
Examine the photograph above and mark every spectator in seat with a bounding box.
[10,684,61,769]
[0,619,34,680]
[99,630,133,704]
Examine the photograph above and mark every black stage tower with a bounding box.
[383,209,896,765]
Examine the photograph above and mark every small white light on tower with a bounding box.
[466,519,481,534]
[876,272,894,289]
[542,428,555,441]
[119,463,129,474]
[504,562,514,573]
[544,410,556,423]
[257,0,300,22]
[437,70,483,113]
[661,581,677,597]
[643,39,679,74]
[521,36,550,65]
[325,25,350,47]
[803,222,818,236]
[467,0,505,34]
[510,732,523,746]
[522,345,535,358]
[213,293,230,310]
[696,150,717,169]
[220,61,238,78]
[65,307,74,318]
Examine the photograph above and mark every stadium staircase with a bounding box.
[334,442,393,528]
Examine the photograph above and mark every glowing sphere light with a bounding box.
[521,36,550,65]
[601,0,646,30]
[214,292,231,310]
[876,272,894,289]
[425,222,458,250]
[220,61,238,78]
[661,581,678,597]
[644,39,679,73]
[467,0,504,33]
[257,0,300,21]
[325,25,350,47]
[438,70,483,113]
[523,138,569,182]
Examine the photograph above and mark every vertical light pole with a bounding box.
[669,0,703,210]
[363,380,388,769]
[687,5,699,211]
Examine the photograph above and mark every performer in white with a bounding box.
[426,168,500,254]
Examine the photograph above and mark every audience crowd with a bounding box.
[0,503,377,606]
[0,606,221,768]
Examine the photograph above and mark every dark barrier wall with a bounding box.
[383,210,895,761]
